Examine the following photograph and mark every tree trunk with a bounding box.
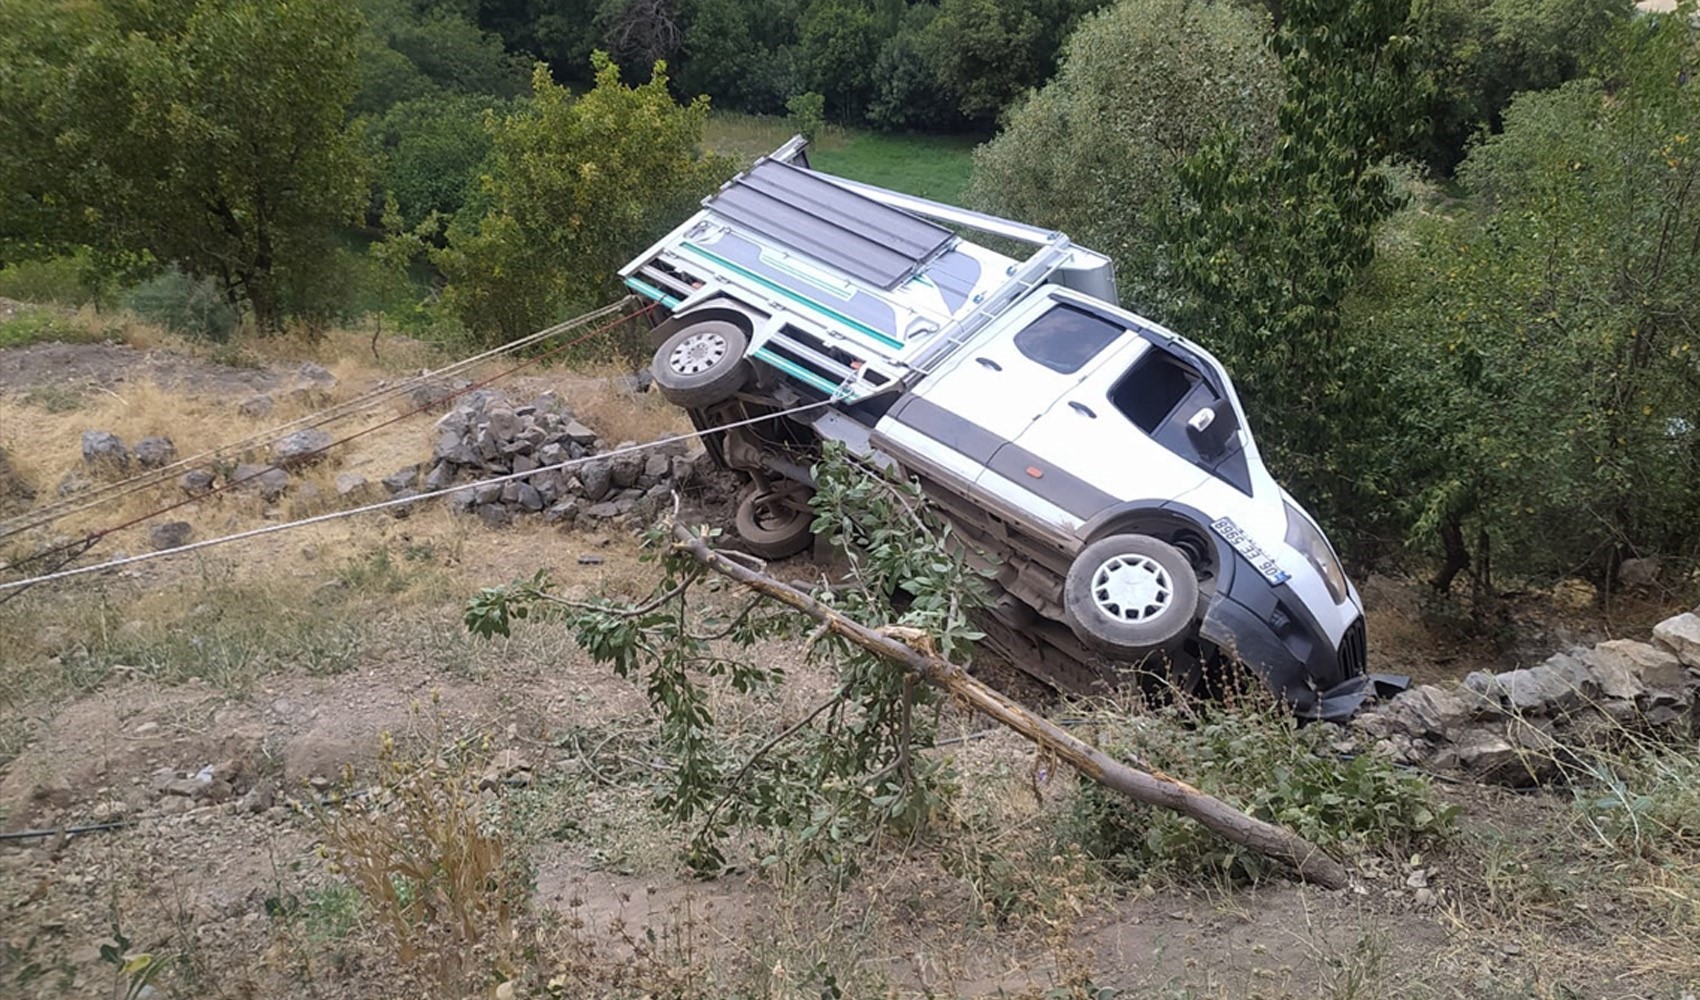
[670,525,1352,890]
[1430,517,1468,594]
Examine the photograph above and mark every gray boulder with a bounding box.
[514,482,544,512]
[81,431,130,470]
[423,461,455,491]
[381,467,419,494]
[1585,640,1684,703]
[179,469,215,495]
[334,473,369,497]
[149,521,193,550]
[433,431,475,465]
[543,499,580,524]
[585,501,623,519]
[133,436,177,469]
[1619,556,1660,589]
[272,429,333,468]
[561,420,598,447]
[610,453,642,489]
[298,361,336,385]
[238,395,274,419]
[233,463,290,502]
[486,407,521,441]
[641,452,671,487]
[580,459,613,501]
[1652,612,1700,670]
[478,504,513,528]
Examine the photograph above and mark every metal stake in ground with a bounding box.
[667,522,1353,891]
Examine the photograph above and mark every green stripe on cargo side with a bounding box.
[623,276,682,310]
[680,242,904,349]
[751,347,843,396]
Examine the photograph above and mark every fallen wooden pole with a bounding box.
[671,524,1352,891]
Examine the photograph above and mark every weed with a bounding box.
[337,546,410,595]
[1063,698,1457,884]
[314,728,526,987]
[0,305,97,348]
[1571,739,1700,858]
[19,385,84,413]
[265,883,365,943]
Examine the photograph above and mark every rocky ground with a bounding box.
[3,337,1699,999]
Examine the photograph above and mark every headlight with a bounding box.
[1284,503,1348,605]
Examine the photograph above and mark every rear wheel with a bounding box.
[651,320,751,408]
[734,485,814,559]
[1063,533,1199,659]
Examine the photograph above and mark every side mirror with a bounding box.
[1185,401,1239,459]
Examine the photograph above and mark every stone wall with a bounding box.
[1353,613,1700,786]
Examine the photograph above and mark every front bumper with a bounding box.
[1198,572,1381,720]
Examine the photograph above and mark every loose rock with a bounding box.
[133,436,177,469]
[149,521,193,551]
[271,428,333,468]
[81,430,130,470]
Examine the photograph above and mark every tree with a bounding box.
[968,0,1282,317]
[1169,0,1424,528]
[674,0,805,113]
[1406,0,1633,174]
[1351,5,1700,593]
[368,94,506,230]
[929,0,1109,125]
[797,0,885,121]
[0,0,368,330]
[866,4,960,131]
[434,55,731,343]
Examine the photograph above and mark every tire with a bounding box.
[651,319,751,408]
[1063,533,1199,660]
[734,486,815,559]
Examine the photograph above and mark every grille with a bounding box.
[1338,615,1368,678]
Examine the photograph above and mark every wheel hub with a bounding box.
[1091,554,1173,623]
[669,330,728,375]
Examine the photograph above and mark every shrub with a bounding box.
[1063,700,1456,882]
[786,91,826,141]
[0,252,108,306]
[120,268,239,341]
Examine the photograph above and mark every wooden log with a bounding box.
[671,524,1352,891]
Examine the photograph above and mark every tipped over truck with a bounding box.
[619,137,1378,719]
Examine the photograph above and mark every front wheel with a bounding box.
[651,320,751,408]
[1063,533,1199,660]
[734,485,815,559]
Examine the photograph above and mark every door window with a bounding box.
[1109,352,1200,432]
[1012,304,1124,374]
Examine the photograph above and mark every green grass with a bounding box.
[704,112,983,204]
[810,130,981,204]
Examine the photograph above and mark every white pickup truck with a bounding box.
[620,137,1378,719]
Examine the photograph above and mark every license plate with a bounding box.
[1211,517,1291,585]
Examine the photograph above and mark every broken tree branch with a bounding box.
[670,523,1352,890]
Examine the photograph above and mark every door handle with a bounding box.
[1068,401,1097,418]
[975,357,1002,371]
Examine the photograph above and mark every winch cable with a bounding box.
[0,397,837,597]
[4,301,655,571]
[0,298,645,544]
